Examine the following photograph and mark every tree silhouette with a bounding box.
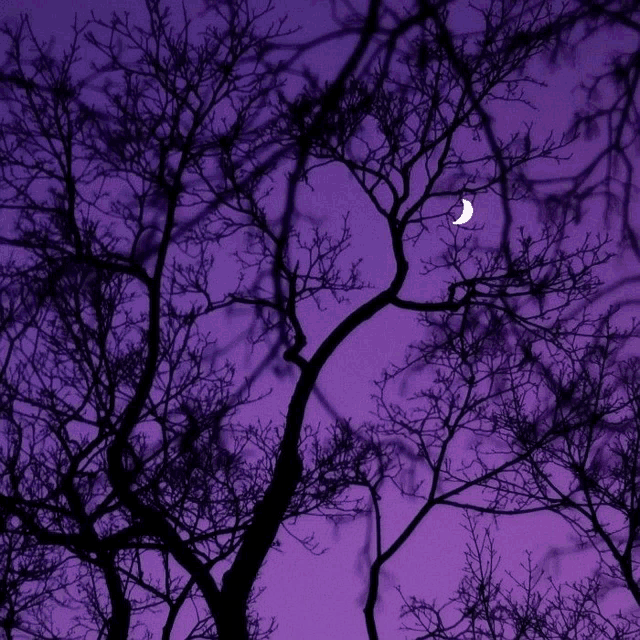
[1,0,639,639]
[397,513,640,639]
[510,0,640,265]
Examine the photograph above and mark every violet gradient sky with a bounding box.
[3,0,640,638]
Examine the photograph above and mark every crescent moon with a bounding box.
[452,199,473,225]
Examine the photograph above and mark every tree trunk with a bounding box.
[215,597,250,640]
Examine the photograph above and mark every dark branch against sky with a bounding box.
[1,0,640,639]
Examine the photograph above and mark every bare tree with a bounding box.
[502,349,640,613]
[509,1,640,265]
[397,513,640,639]
[1,0,638,639]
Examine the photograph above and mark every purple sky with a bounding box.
[3,0,640,637]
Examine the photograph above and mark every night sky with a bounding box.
[2,0,640,638]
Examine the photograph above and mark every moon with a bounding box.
[452,199,473,225]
